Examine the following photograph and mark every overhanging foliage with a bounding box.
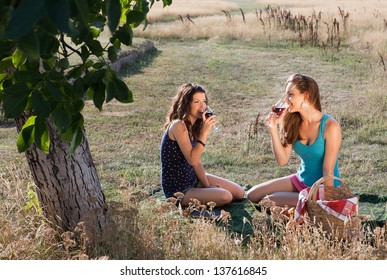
[0,0,172,154]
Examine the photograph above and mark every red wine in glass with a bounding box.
[205,106,220,132]
[273,106,286,116]
[272,98,288,116]
[205,106,215,118]
[205,111,214,118]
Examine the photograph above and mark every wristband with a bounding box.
[197,140,206,147]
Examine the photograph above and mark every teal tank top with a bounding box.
[293,113,340,187]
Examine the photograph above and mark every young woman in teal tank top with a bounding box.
[247,74,342,207]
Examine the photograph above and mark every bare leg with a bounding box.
[182,187,233,207]
[246,176,299,207]
[263,192,299,207]
[206,173,245,200]
[182,174,245,207]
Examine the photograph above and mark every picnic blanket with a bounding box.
[294,185,358,223]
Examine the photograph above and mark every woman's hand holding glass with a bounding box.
[265,96,289,128]
[203,106,220,133]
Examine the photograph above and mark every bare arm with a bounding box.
[265,112,293,166]
[169,120,206,166]
[193,162,210,187]
[169,115,215,166]
[322,118,342,186]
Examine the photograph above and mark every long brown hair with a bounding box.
[163,83,207,141]
[281,74,322,146]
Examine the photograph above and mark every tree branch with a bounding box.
[60,33,82,58]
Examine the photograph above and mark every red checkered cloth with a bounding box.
[294,185,358,223]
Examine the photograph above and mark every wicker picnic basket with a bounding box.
[306,176,361,239]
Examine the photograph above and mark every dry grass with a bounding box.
[147,0,240,23]
[136,0,387,61]
[0,165,67,259]
[2,177,385,259]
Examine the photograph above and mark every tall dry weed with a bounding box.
[0,165,66,259]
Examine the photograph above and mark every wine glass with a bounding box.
[205,106,220,132]
[272,97,289,116]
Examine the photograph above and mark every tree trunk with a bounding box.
[15,114,107,232]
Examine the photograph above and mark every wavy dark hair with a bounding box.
[281,73,322,146]
[163,83,207,141]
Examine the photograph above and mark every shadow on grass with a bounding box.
[0,119,15,128]
[217,189,386,238]
[112,40,161,77]
[153,186,386,242]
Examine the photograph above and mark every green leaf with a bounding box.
[126,10,146,26]
[47,70,65,81]
[2,82,30,118]
[86,87,94,100]
[106,84,115,103]
[45,80,63,102]
[69,126,83,155]
[89,0,103,14]
[92,82,106,110]
[162,0,173,7]
[86,39,104,57]
[31,90,51,118]
[72,112,84,127]
[0,74,6,84]
[90,26,101,38]
[92,62,106,69]
[42,60,54,71]
[39,32,60,59]
[142,19,149,31]
[111,37,121,49]
[14,71,42,85]
[34,116,50,154]
[3,0,45,39]
[107,78,133,103]
[17,116,36,153]
[61,84,73,101]
[107,0,121,32]
[12,49,26,68]
[56,58,70,70]
[69,22,92,45]
[115,24,133,46]
[83,59,94,69]
[38,14,60,34]
[73,0,89,23]
[52,107,71,134]
[67,66,84,79]
[73,100,85,113]
[18,31,40,62]
[108,46,118,62]
[45,0,70,33]
[80,44,90,63]
[84,69,106,86]
[72,78,85,100]
[93,15,107,29]
[0,57,14,73]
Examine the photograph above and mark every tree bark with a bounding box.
[15,114,107,232]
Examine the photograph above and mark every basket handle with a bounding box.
[307,175,346,202]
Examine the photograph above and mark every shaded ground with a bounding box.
[154,185,386,237]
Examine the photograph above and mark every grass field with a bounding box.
[0,0,386,259]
